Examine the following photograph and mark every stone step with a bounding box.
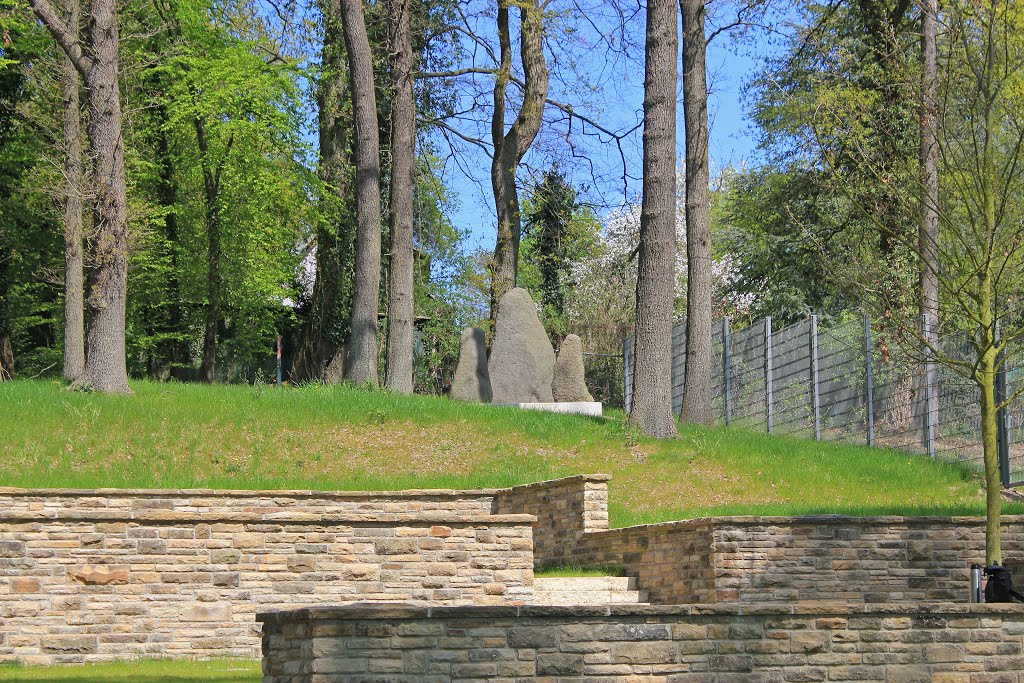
[534,576,637,591]
[530,576,648,606]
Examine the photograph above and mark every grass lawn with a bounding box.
[0,659,259,682]
[1,379,1011,526]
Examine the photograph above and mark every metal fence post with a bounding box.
[723,317,732,427]
[995,321,1011,486]
[623,336,632,415]
[923,313,937,460]
[810,315,820,440]
[766,316,774,433]
[864,315,875,447]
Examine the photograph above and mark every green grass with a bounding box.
[1,379,1011,526]
[0,659,259,682]
[534,563,628,577]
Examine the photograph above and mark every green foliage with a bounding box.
[120,0,315,379]
[0,8,62,376]
[519,169,601,341]
[718,0,922,323]
[715,166,861,326]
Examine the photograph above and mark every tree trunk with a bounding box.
[80,0,130,393]
[0,335,13,381]
[679,0,712,425]
[980,349,1001,566]
[0,224,11,381]
[488,0,548,321]
[60,0,85,382]
[918,0,940,430]
[340,0,382,386]
[384,0,415,394]
[195,117,222,384]
[628,0,678,438]
[979,277,1001,565]
[980,82,1001,565]
[291,0,354,383]
[30,0,132,394]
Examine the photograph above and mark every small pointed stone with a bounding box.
[552,334,594,402]
[451,327,492,402]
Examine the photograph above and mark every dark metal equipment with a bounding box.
[984,565,1024,603]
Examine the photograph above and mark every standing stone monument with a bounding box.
[552,334,594,402]
[488,288,556,403]
[324,351,345,384]
[451,327,492,402]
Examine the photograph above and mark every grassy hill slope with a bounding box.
[0,380,998,526]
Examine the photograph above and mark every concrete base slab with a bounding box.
[514,402,603,417]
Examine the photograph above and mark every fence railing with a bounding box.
[624,315,1024,488]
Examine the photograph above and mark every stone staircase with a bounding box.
[530,576,648,606]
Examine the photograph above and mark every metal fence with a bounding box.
[624,315,1024,487]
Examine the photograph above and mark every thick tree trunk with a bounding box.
[60,0,85,382]
[679,0,712,425]
[384,0,415,394]
[488,0,548,321]
[291,0,354,383]
[0,233,11,380]
[195,117,222,384]
[30,0,132,394]
[628,0,677,438]
[80,0,130,393]
[0,335,13,380]
[340,0,382,386]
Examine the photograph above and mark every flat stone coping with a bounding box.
[0,486,502,499]
[599,513,1024,531]
[0,473,613,499]
[0,510,536,525]
[257,601,1024,626]
[498,473,611,492]
[515,402,603,417]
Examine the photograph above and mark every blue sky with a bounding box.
[441,17,782,250]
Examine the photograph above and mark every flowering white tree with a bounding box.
[566,170,749,355]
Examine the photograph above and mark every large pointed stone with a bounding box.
[552,334,594,402]
[451,327,492,402]
[488,288,555,403]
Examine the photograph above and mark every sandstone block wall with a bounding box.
[709,517,1024,603]
[0,488,535,665]
[259,602,1024,682]
[492,474,608,566]
[493,476,1024,604]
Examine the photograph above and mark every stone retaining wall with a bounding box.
[6,475,1024,666]
[259,602,1024,682]
[492,474,609,566]
[0,488,535,665]
[496,476,1024,603]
